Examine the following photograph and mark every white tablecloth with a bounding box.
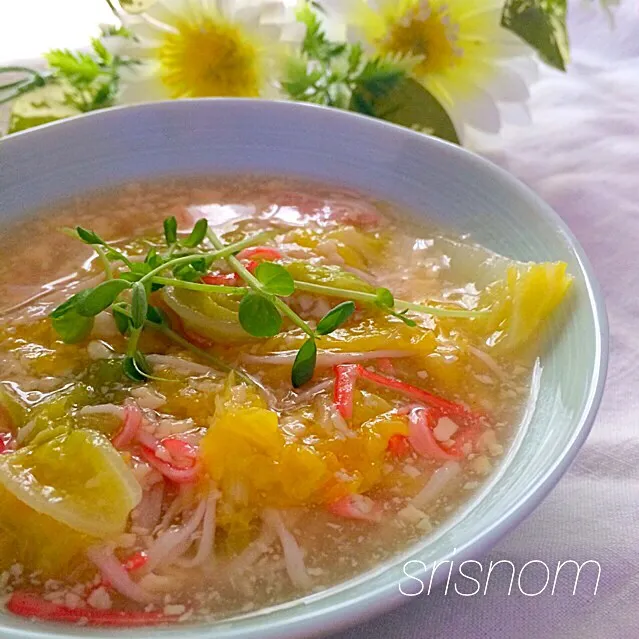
[2,1,638,637]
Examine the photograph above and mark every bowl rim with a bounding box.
[0,99,609,639]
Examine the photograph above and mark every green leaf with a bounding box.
[76,279,130,317]
[146,305,166,326]
[355,59,404,100]
[352,77,459,145]
[163,216,178,246]
[173,258,207,282]
[182,219,208,248]
[281,58,314,99]
[90,38,112,65]
[317,301,356,335]
[375,287,395,308]
[104,246,132,266]
[119,272,143,283]
[123,352,152,382]
[292,338,317,388]
[45,49,101,85]
[6,80,76,135]
[144,247,163,269]
[76,226,106,245]
[50,293,82,319]
[238,292,282,337]
[51,308,94,344]
[501,0,569,71]
[390,309,417,328]
[255,262,295,296]
[298,3,331,59]
[131,282,148,329]
[112,305,131,335]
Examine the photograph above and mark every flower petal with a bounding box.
[277,21,306,45]
[508,56,540,84]
[144,0,199,25]
[475,61,531,103]
[118,62,171,105]
[122,14,175,41]
[447,82,502,134]
[498,101,532,127]
[101,35,132,58]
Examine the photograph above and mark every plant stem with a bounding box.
[104,0,120,18]
[207,230,261,287]
[151,276,248,295]
[95,246,114,280]
[207,230,316,338]
[126,327,142,357]
[0,68,52,106]
[273,298,316,338]
[138,231,273,286]
[0,66,42,77]
[292,281,487,319]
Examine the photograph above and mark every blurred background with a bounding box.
[0,1,114,62]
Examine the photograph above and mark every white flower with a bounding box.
[116,0,304,103]
[322,0,539,141]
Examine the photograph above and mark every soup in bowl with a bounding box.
[0,101,607,639]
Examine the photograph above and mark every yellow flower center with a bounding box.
[158,16,263,98]
[378,1,462,76]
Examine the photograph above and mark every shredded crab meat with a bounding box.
[280,379,334,410]
[86,545,155,604]
[175,485,219,569]
[243,350,414,367]
[223,526,278,576]
[467,345,508,381]
[112,402,143,449]
[410,462,462,509]
[145,355,216,377]
[143,497,207,573]
[263,510,312,590]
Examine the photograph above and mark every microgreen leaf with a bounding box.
[239,292,282,337]
[104,246,132,267]
[255,262,295,296]
[112,305,131,335]
[146,305,166,326]
[190,258,208,273]
[144,247,164,269]
[375,287,395,308]
[76,279,130,317]
[172,263,203,282]
[75,226,106,245]
[317,301,356,335]
[292,338,317,388]
[119,271,143,283]
[130,262,152,276]
[131,282,148,330]
[182,219,208,248]
[51,308,94,344]
[123,352,151,382]
[390,309,417,327]
[163,216,178,246]
[51,293,82,319]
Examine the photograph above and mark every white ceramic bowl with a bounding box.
[0,100,608,639]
